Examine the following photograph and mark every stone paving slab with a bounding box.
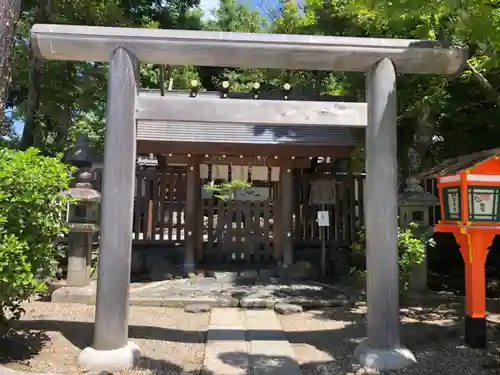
[210,308,244,327]
[203,308,302,375]
[243,310,302,375]
[51,277,349,309]
[204,342,249,375]
[204,308,249,375]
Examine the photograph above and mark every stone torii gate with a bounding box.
[30,24,465,372]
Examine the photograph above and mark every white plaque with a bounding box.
[317,210,330,226]
[445,187,460,220]
[235,187,270,201]
[469,187,498,221]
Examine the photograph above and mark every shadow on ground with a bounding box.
[3,300,500,374]
[0,330,50,364]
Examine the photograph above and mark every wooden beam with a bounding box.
[139,89,351,102]
[163,154,311,168]
[137,141,355,158]
[31,24,466,74]
[137,95,367,128]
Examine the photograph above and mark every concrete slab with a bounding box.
[205,308,249,375]
[243,310,302,375]
[51,285,96,304]
[210,308,244,327]
[130,297,239,307]
[203,341,249,375]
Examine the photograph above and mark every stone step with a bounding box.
[243,310,302,375]
[203,308,302,375]
[204,308,249,375]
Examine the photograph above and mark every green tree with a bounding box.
[0,0,21,121]
[11,0,203,153]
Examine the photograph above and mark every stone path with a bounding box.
[204,308,302,375]
[51,275,351,309]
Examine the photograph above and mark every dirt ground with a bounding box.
[0,301,208,375]
[2,298,500,375]
[279,300,500,375]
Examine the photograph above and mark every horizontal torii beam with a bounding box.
[136,95,367,127]
[31,24,465,74]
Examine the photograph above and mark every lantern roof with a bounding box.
[398,178,439,206]
[414,148,500,180]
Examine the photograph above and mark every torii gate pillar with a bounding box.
[78,47,141,371]
[354,58,417,369]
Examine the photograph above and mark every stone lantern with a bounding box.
[398,177,439,229]
[62,135,101,287]
[398,177,439,293]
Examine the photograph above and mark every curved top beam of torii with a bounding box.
[30,24,466,75]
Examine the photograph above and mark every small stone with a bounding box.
[239,270,258,280]
[184,304,212,313]
[187,272,197,279]
[275,303,303,315]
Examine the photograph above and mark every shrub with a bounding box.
[350,222,435,292]
[0,148,74,333]
[204,179,252,201]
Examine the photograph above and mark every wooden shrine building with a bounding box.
[96,89,365,269]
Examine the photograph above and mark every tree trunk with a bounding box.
[20,0,52,149]
[466,60,500,109]
[0,0,22,119]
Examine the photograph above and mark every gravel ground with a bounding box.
[2,298,500,375]
[0,301,208,375]
[279,301,500,375]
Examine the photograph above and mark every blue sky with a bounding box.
[200,0,274,20]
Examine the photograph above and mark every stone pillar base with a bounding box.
[78,341,140,373]
[354,342,417,370]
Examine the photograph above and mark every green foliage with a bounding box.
[204,179,252,201]
[0,148,74,332]
[5,0,500,177]
[351,222,436,292]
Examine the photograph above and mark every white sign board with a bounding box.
[445,187,460,220]
[235,187,270,201]
[201,186,270,201]
[469,187,498,221]
[317,210,330,227]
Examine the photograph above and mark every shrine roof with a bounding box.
[415,148,500,180]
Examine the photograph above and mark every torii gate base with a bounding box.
[29,24,465,373]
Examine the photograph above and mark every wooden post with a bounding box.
[79,47,140,373]
[147,176,154,240]
[185,162,199,273]
[280,165,293,265]
[355,58,416,369]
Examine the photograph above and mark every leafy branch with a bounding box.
[204,179,252,201]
